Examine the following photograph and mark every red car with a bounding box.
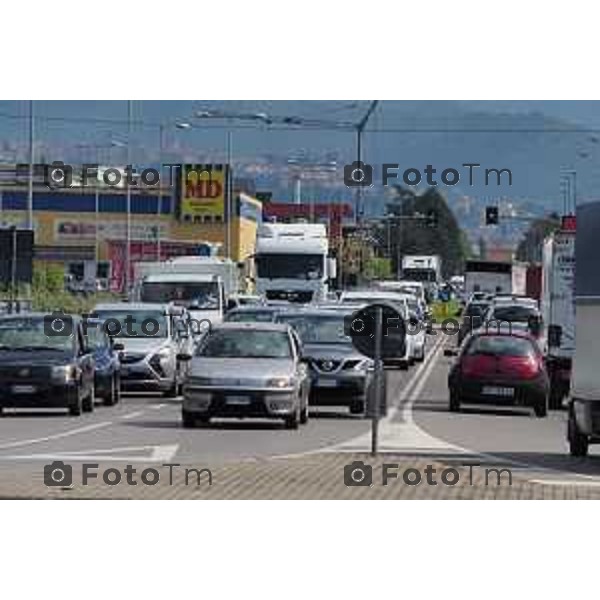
[447,331,550,417]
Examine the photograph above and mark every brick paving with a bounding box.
[0,453,599,499]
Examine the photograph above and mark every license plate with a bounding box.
[12,384,36,394]
[226,395,252,405]
[482,386,514,397]
[318,379,338,388]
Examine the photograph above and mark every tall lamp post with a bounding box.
[156,121,192,261]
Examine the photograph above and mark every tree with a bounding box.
[515,212,561,263]
[384,186,468,277]
[364,257,392,280]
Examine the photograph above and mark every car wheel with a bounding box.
[300,391,309,424]
[104,375,117,406]
[449,389,461,412]
[163,379,179,398]
[549,386,564,411]
[350,398,365,415]
[533,395,548,418]
[568,410,589,457]
[284,405,300,430]
[182,410,196,428]
[114,375,121,404]
[398,360,409,371]
[69,387,83,417]
[82,386,95,413]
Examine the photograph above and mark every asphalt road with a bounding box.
[1,332,600,490]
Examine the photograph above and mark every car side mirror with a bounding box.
[443,348,458,357]
[177,353,192,362]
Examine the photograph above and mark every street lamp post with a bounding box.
[27,100,34,231]
[125,100,133,295]
[226,130,233,260]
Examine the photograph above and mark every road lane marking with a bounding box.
[2,443,180,463]
[528,478,600,487]
[0,421,114,452]
[119,411,145,420]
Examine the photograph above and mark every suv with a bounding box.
[0,314,95,416]
[92,303,187,397]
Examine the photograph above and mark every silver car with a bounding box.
[93,302,187,397]
[180,322,310,428]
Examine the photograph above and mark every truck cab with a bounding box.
[254,222,336,303]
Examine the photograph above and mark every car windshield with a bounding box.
[86,325,109,349]
[0,318,73,351]
[466,335,534,357]
[93,311,168,338]
[225,310,276,323]
[465,303,489,317]
[141,282,220,310]
[256,254,324,280]
[197,329,292,359]
[279,314,351,345]
[342,296,406,316]
[492,305,538,323]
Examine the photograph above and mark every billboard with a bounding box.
[54,219,169,242]
[178,164,228,220]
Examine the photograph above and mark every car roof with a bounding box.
[94,302,170,312]
[277,308,355,318]
[471,328,535,340]
[212,322,291,333]
[228,306,278,313]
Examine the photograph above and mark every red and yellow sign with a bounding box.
[179,164,227,219]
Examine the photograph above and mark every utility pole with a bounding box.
[27,100,34,231]
[125,100,132,294]
[355,100,379,225]
[226,131,233,260]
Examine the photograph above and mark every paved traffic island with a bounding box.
[1,453,599,499]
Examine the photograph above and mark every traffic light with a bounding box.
[485,206,499,225]
[425,209,438,228]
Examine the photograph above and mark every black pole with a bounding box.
[10,226,17,313]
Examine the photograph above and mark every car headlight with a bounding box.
[51,365,78,383]
[267,376,294,388]
[353,359,372,371]
[151,347,171,361]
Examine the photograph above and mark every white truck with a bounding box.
[254,222,336,303]
[567,207,600,456]
[464,260,513,298]
[540,223,576,409]
[401,255,442,284]
[133,256,240,324]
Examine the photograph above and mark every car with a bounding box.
[407,310,427,362]
[481,303,544,343]
[92,302,186,397]
[224,306,281,323]
[85,318,123,406]
[230,294,263,307]
[276,308,375,414]
[457,300,491,345]
[491,294,538,309]
[339,290,413,368]
[0,314,95,416]
[179,322,311,428]
[447,331,549,417]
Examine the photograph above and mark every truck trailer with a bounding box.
[541,221,576,409]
